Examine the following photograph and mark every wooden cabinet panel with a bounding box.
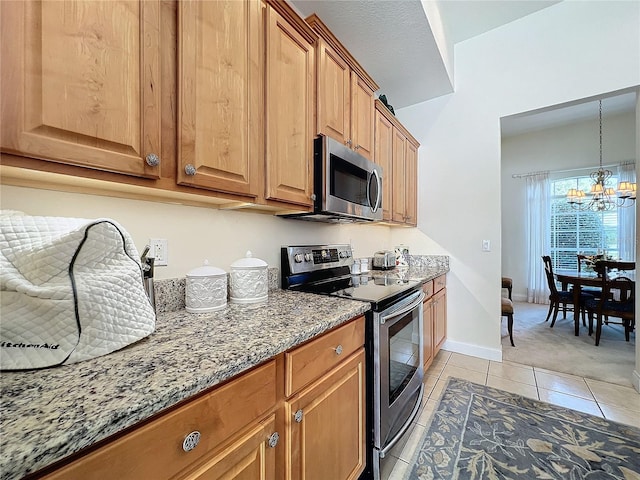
[433,288,447,353]
[422,280,434,298]
[423,297,434,370]
[374,110,394,221]
[404,140,418,226]
[287,349,366,480]
[286,316,365,397]
[177,414,277,480]
[316,39,350,144]
[391,129,407,222]
[42,361,277,480]
[1,0,161,178]
[265,5,315,206]
[178,0,263,197]
[350,74,375,161]
[434,274,446,293]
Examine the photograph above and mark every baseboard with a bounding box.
[441,339,502,362]
[513,293,528,302]
[632,369,640,393]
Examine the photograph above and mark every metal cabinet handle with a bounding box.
[185,164,196,176]
[268,432,279,448]
[145,153,160,167]
[294,409,304,423]
[182,431,201,452]
[334,344,343,355]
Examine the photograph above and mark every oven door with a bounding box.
[373,289,425,456]
[318,136,382,221]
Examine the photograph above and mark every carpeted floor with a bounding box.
[403,377,640,479]
[502,301,636,388]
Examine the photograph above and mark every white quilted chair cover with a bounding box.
[0,212,156,370]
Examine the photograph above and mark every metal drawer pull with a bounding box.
[334,344,343,355]
[268,432,279,448]
[294,409,304,423]
[182,431,201,452]
[145,153,160,167]
[185,164,197,176]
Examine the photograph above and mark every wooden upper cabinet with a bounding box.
[307,15,378,161]
[391,129,407,223]
[404,140,418,226]
[0,0,161,178]
[374,109,393,221]
[177,0,263,198]
[264,4,316,207]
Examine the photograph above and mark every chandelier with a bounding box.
[566,100,636,211]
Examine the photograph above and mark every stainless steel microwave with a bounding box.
[283,135,383,223]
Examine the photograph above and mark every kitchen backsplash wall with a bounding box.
[2,186,442,280]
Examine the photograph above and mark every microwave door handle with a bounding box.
[369,169,381,213]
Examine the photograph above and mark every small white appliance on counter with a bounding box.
[229,251,268,304]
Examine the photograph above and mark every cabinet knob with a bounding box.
[145,153,160,167]
[354,145,360,150]
[310,193,317,201]
[182,431,201,452]
[346,139,352,146]
[184,164,197,176]
[268,432,280,448]
[334,344,343,355]
[294,409,304,423]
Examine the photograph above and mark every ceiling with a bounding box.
[289,0,636,134]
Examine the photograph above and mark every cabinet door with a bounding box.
[178,414,277,480]
[374,110,393,221]
[316,40,350,145]
[433,289,447,352]
[423,298,434,370]
[1,0,161,178]
[178,0,263,197]
[265,6,315,206]
[391,129,407,223]
[287,350,366,480]
[350,73,375,161]
[404,140,418,226]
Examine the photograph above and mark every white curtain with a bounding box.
[526,172,551,304]
[617,161,636,261]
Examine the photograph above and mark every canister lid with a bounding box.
[230,251,267,269]
[186,260,226,277]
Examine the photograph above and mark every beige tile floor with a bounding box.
[385,349,640,479]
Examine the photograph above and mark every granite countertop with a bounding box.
[0,258,449,480]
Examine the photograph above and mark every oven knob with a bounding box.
[339,251,347,259]
[304,253,313,262]
[294,253,304,263]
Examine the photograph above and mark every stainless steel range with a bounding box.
[281,244,424,480]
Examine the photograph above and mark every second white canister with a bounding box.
[185,260,227,313]
[229,251,268,304]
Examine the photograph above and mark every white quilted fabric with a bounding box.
[0,213,156,370]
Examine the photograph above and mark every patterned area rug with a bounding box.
[403,377,640,479]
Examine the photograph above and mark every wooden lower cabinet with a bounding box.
[177,414,277,480]
[433,288,447,354]
[423,296,435,370]
[37,316,366,480]
[286,349,366,480]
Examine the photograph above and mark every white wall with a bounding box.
[0,185,403,279]
[501,110,636,301]
[396,1,640,362]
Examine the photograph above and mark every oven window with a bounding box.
[388,310,420,404]
[330,154,369,206]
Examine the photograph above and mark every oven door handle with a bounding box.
[379,290,425,324]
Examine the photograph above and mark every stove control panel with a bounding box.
[283,244,353,274]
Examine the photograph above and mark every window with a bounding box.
[550,175,619,270]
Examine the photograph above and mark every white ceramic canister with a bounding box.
[229,251,268,304]
[185,260,227,313]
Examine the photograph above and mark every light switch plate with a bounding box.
[482,240,491,252]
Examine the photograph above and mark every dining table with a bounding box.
[555,269,636,336]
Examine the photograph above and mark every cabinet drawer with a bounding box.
[43,361,277,480]
[285,316,365,397]
[434,274,446,292]
[422,280,434,298]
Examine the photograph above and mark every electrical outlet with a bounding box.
[149,238,168,266]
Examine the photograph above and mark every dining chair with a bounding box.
[584,260,635,346]
[542,255,592,328]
